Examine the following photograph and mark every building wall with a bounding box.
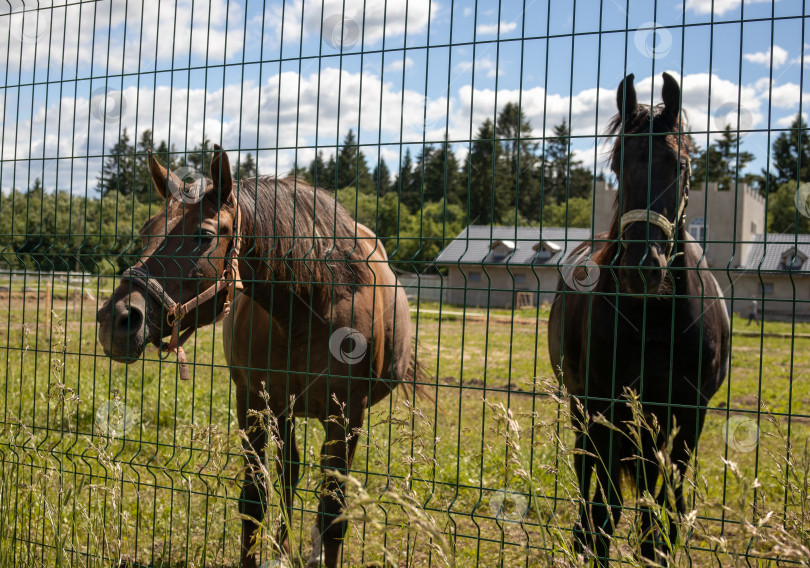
[730,273,810,321]
[443,265,810,320]
[444,265,562,308]
[686,182,765,269]
[593,180,615,236]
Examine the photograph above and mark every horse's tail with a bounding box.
[397,339,435,405]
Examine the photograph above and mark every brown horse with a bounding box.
[548,73,730,566]
[96,147,421,567]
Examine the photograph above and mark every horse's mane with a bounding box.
[234,175,374,303]
[594,102,693,263]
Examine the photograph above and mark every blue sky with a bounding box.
[1,0,809,194]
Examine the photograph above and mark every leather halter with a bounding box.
[619,155,691,261]
[120,197,242,381]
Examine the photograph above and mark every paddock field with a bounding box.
[0,289,808,567]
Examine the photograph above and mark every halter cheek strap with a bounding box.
[120,198,243,381]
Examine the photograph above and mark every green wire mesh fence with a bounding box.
[2,0,810,566]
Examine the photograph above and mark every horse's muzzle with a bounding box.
[619,246,669,295]
[96,292,148,362]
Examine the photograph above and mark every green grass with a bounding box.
[0,290,809,567]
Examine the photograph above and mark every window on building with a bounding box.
[750,221,757,234]
[688,217,707,243]
[760,283,774,295]
[487,240,516,263]
[532,240,561,263]
[779,248,807,271]
[469,272,482,282]
[514,274,526,285]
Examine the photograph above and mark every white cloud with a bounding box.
[685,0,777,16]
[0,68,788,193]
[476,21,517,36]
[386,56,414,72]
[769,82,802,108]
[743,45,789,68]
[456,57,501,78]
[0,0,244,73]
[266,0,434,49]
[777,112,806,127]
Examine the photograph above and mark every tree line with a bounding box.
[2,110,809,273]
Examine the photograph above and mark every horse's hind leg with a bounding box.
[309,405,365,568]
[276,416,300,555]
[636,429,663,565]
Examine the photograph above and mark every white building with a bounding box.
[435,181,810,320]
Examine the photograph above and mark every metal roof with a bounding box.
[434,225,592,266]
[742,233,810,274]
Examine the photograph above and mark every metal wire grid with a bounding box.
[1,0,809,566]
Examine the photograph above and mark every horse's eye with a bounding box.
[194,232,216,248]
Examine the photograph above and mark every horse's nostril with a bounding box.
[115,306,144,334]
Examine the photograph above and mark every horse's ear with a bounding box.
[661,72,681,124]
[617,73,637,120]
[149,151,184,202]
[211,144,233,204]
[148,150,170,200]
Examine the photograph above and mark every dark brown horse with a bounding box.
[548,73,730,566]
[96,147,421,567]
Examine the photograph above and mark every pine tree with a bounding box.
[324,154,337,190]
[372,157,392,196]
[692,125,756,190]
[97,129,135,197]
[767,180,810,234]
[335,130,373,192]
[28,177,43,195]
[496,102,541,221]
[768,114,810,188]
[133,129,157,202]
[234,152,257,180]
[423,139,463,204]
[464,119,511,225]
[183,138,213,176]
[293,161,309,182]
[543,119,592,204]
[394,149,416,211]
[306,151,327,188]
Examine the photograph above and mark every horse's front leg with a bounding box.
[308,406,365,568]
[276,416,300,556]
[573,428,596,556]
[237,384,268,568]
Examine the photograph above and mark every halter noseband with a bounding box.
[618,155,691,261]
[120,197,243,381]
